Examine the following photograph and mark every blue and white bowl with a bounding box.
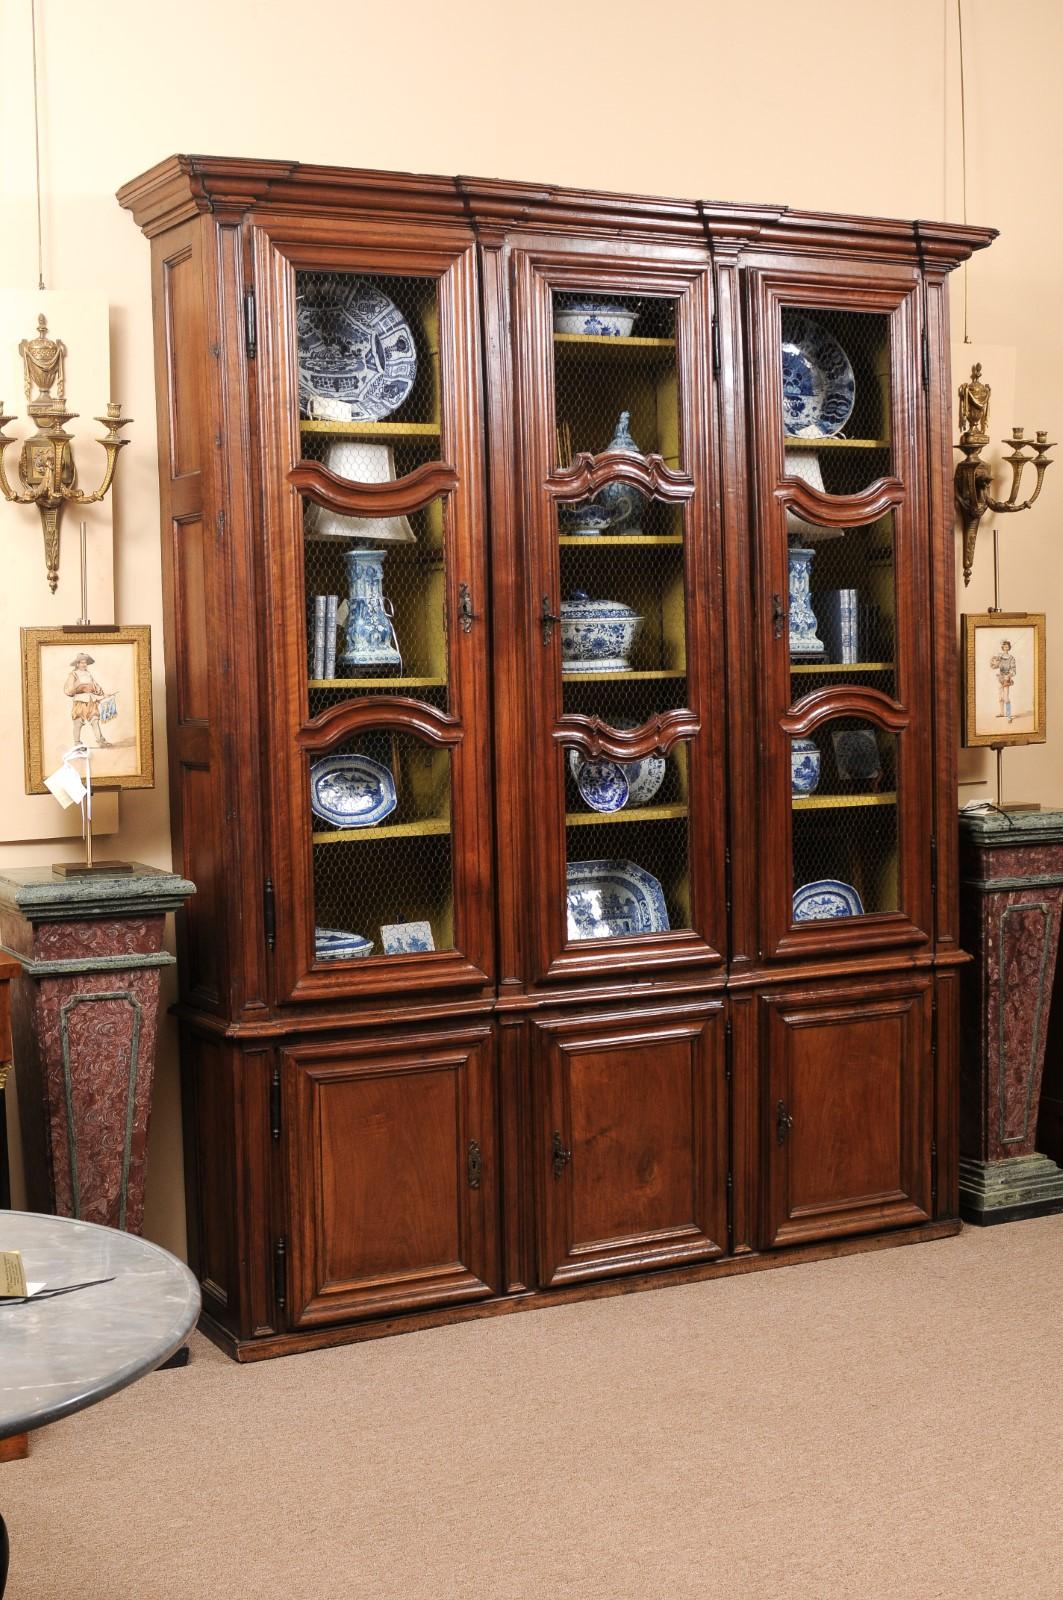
[791,737,821,795]
[554,298,639,337]
[573,757,630,813]
[315,927,374,961]
[560,591,642,673]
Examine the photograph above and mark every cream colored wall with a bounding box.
[1,0,1060,1256]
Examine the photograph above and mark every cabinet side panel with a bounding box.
[182,1030,237,1329]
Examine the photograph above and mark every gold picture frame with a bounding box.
[962,611,1046,748]
[21,625,155,792]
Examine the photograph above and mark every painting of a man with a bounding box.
[989,638,1016,724]
[64,651,112,746]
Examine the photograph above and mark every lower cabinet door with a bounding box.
[283,1027,498,1327]
[534,1002,727,1288]
[760,975,933,1248]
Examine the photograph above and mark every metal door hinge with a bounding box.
[921,326,929,391]
[273,1237,286,1309]
[725,843,733,919]
[726,1170,734,1237]
[467,1138,483,1190]
[772,593,787,640]
[930,835,938,899]
[457,581,479,634]
[270,1065,281,1143]
[540,594,561,647]
[724,1016,733,1082]
[551,1130,572,1179]
[711,313,721,376]
[931,1139,938,1209]
[263,877,276,952]
[776,1099,794,1147]
[244,285,257,360]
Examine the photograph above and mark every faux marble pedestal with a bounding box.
[958,810,1063,1224]
[0,867,195,1234]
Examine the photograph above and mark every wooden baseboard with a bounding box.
[199,1218,964,1364]
[0,1433,29,1463]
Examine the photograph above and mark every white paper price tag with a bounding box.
[44,761,87,808]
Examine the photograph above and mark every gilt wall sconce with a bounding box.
[0,315,132,592]
[954,362,1054,586]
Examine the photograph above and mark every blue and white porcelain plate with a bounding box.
[380,921,435,955]
[566,859,670,941]
[574,758,630,814]
[297,283,417,421]
[309,753,397,829]
[781,314,856,439]
[314,927,374,960]
[792,879,865,922]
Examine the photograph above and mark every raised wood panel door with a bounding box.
[534,1002,726,1286]
[742,259,933,962]
[502,242,726,987]
[760,976,933,1247]
[283,1027,498,1326]
[252,214,493,1003]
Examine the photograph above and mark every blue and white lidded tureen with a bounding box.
[560,591,643,673]
[791,737,821,796]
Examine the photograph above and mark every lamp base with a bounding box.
[51,860,136,878]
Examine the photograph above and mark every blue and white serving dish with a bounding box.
[314,927,374,961]
[792,879,865,922]
[559,502,615,537]
[781,314,856,439]
[573,757,630,814]
[791,737,822,796]
[566,859,670,941]
[297,282,417,422]
[309,753,397,829]
[560,591,643,673]
[554,298,639,337]
[380,920,435,955]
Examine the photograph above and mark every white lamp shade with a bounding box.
[304,440,416,543]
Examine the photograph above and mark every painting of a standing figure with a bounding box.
[21,625,155,792]
[962,612,1046,748]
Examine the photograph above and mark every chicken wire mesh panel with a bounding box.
[564,740,692,941]
[559,496,688,719]
[310,729,454,960]
[788,513,896,701]
[790,719,899,921]
[552,293,679,470]
[302,486,449,719]
[781,307,892,498]
[294,271,440,430]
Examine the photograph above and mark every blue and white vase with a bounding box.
[597,411,648,535]
[788,543,825,658]
[791,737,821,795]
[339,547,402,670]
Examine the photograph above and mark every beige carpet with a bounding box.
[4,1217,1062,1599]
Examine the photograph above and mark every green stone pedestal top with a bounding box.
[0,864,196,923]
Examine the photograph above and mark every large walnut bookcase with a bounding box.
[118,156,994,1360]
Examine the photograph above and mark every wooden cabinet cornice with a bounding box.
[118,154,994,1360]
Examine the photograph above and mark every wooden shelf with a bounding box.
[299,420,441,438]
[790,662,892,675]
[562,669,685,682]
[792,791,898,811]
[566,803,687,827]
[783,436,889,450]
[312,817,451,844]
[309,676,446,690]
[558,535,684,546]
[553,334,676,350]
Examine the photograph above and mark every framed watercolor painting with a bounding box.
[961,612,1046,748]
[21,625,155,792]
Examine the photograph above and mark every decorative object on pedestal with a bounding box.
[0,316,132,592]
[957,808,1063,1223]
[953,362,1055,587]
[0,866,195,1233]
[787,543,825,658]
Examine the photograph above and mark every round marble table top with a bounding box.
[0,1211,200,1440]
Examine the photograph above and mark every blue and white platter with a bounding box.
[566,859,670,941]
[314,927,374,961]
[297,282,417,421]
[309,753,397,829]
[781,314,856,439]
[792,879,865,922]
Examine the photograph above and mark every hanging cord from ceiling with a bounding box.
[30,0,46,291]
[957,0,970,342]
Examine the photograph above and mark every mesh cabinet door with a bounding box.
[744,265,934,958]
[253,223,493,1000]
[508,252,727,984]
